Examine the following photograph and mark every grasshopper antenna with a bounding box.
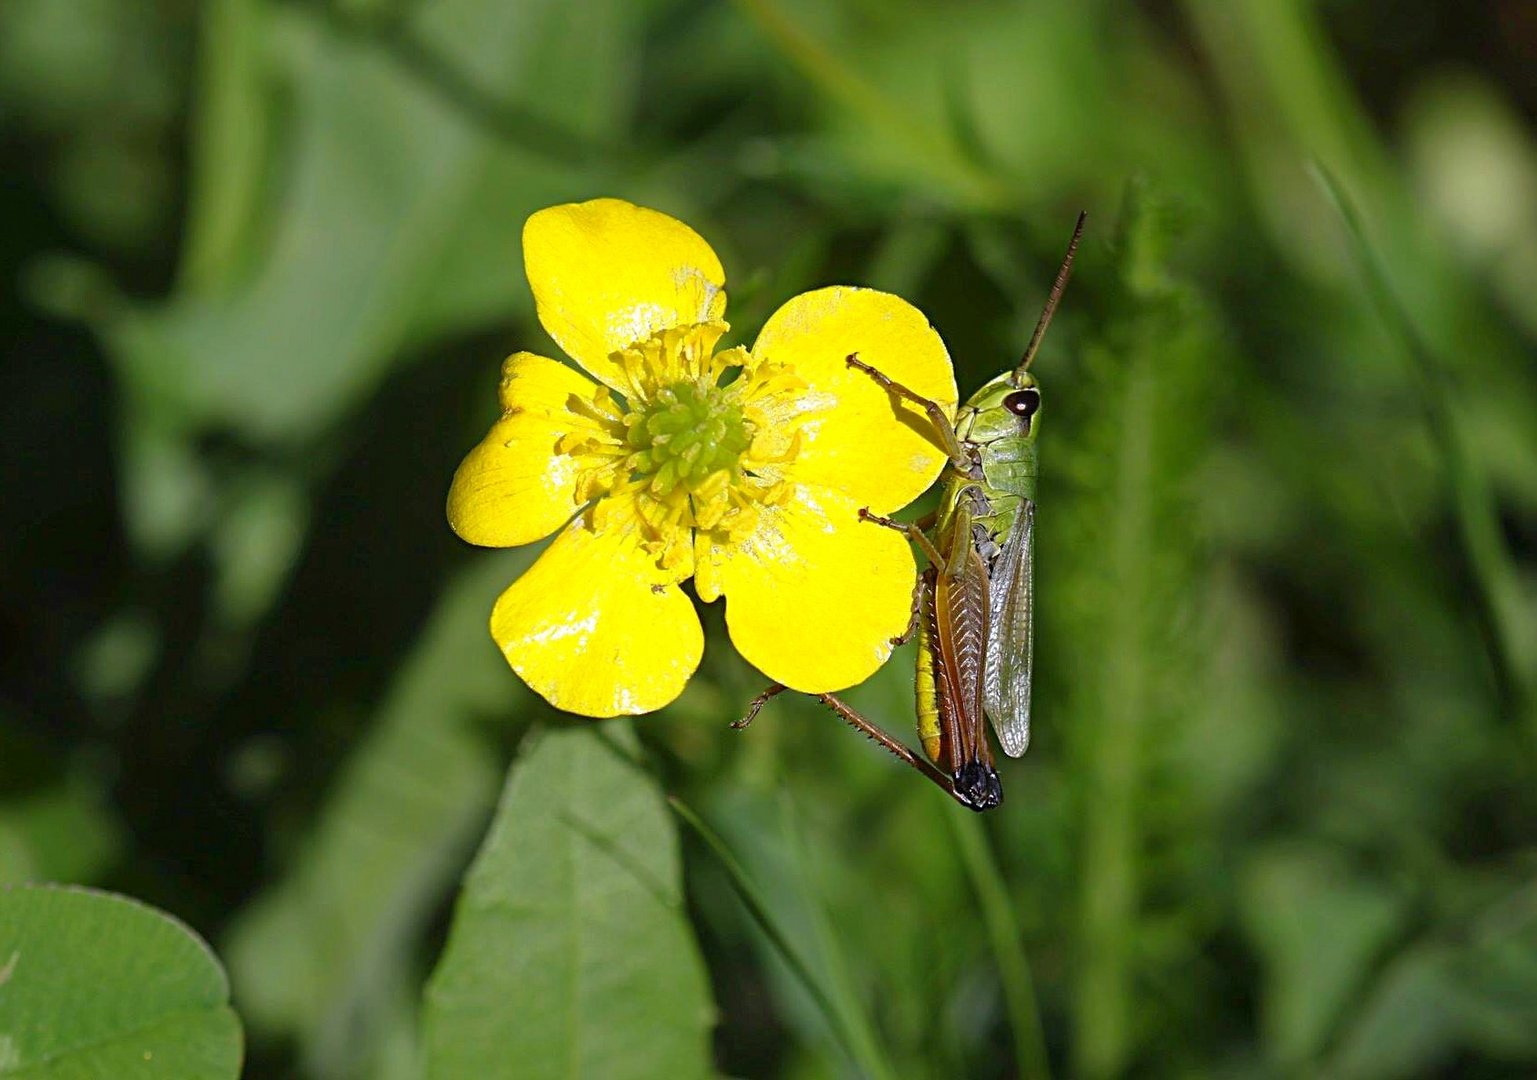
[1013,210,1087,382]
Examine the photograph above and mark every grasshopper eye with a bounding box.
[1004,388,1040,420]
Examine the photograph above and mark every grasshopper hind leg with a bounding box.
[734,686,997,812]
[733,683,787,729]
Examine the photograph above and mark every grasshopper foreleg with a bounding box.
[859,508,946,569]
[846,354,971,471]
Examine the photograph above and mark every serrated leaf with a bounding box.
[423,723,715,1080]
[0,885,241,1078]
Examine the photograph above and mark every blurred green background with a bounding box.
[3,0,1536,1076]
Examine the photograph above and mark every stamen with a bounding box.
[591,324,812,555]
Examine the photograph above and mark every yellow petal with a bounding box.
[491,511,704,717]
[524,199,728,388]
[750,287,957,514]
[705,483,917,692]
[447,353,607,548]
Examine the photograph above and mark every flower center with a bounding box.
[624,377,754,496]
[567,320,816,575]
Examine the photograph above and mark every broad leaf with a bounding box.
[423,724,715,1080]
[0,885,241,1078]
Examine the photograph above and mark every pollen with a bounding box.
[563,321,812,563]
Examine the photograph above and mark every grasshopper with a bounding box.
[738,214,1086,811]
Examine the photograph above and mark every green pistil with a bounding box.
[626,379,752,493]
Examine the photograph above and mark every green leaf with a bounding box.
[423,723,715,1080]
[948,812,1049,1080]
[1240,844,1405,1068]
[0,885,242,1078]
[100,0,654,559]
[667,793,895,1080]
[224,554,527,1077]
[0,784,122,887]
[1330,876,1537,1076]
[1329,943,1461,1079]
[111,0,645,445]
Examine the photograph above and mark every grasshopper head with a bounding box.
[960,369,1041,447]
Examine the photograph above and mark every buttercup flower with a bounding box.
[448,198,956,717]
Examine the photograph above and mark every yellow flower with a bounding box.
[447,198,956,717]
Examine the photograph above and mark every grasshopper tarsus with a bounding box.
[734,683,787,729]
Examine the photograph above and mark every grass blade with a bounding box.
[1314,163,1536,728]
[949,811,1051,1080]
[668,794,897,1080]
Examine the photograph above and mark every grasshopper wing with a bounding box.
[983,500,1034,756]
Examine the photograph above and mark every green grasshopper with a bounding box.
[738,214,1085,811]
